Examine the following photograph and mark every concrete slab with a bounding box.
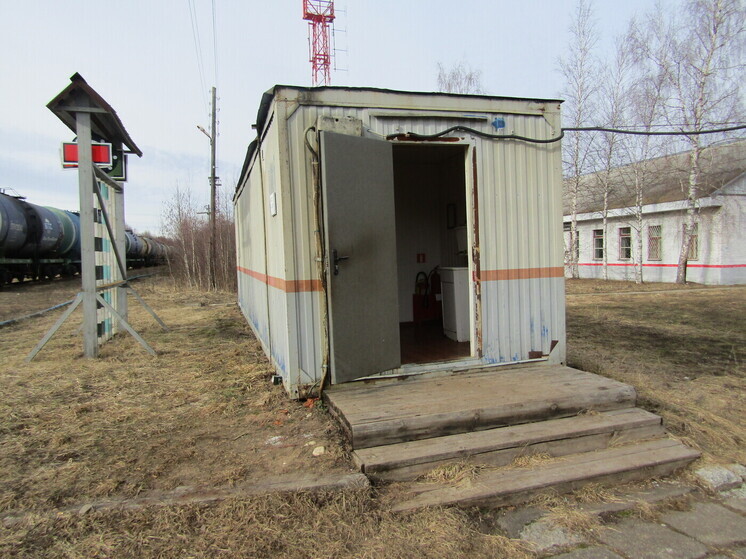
[580,483,693,517]
[727,464,746,481]
[597,518,708,559]
[723,485,746,513]
[694,465,742,491]
[495,506,545,538]
[548,546,624,559]
[662,502,746,547]
[519,518,585,553]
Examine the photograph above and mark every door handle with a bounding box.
[332,249,349,276]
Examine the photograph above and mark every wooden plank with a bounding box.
[4,473,370,524]
[352,388,635,449]
[327,366,635,424]
[391,439,700,512]
[355,408,664,481]
[326,366,638,449]
[374,427,666,482]
[356,408,659,471]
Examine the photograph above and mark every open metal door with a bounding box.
[321,131,401,384]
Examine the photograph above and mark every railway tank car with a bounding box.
[1,192,169,285]
[125,231,170,267]
[0,192,81,283]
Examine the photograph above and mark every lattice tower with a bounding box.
[303,0,335,86]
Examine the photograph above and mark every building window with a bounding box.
[619,227,632,260]
[563,222,571,232]
[686,222,699,260]
[648,225,661,261]
[593,229,604,260]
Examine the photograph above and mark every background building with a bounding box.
[563,140,746,285]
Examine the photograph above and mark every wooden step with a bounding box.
[391,438,700,512]
[325,365,637,449]
[355,408,665,481]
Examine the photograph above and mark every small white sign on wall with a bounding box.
[269,192,277,216]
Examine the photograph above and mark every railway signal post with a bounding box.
[27,73,167,361]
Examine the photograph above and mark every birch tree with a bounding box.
[436,61,485,94]
[669,0,744,283]
[626,12,674,283]
[559,0,600,278]
[634,0,744,283]
[594,38,633,280]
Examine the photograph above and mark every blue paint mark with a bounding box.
[541,326,549,339]
[512,353,520,362]
[484,356,498,365]
[491,117,506,130]
[499,355,506,363]
[530,319,535,335]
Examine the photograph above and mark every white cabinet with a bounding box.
[440,267,469,342]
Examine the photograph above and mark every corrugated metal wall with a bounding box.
[237,89,566,397]
[236,113,294,388]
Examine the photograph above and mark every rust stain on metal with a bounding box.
[550,339,559,353]
[471,148,482,357]
[528,350,543,360]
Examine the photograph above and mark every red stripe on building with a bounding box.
[480,266,565,281]
[237,266,322,292]
[578,263,746,269]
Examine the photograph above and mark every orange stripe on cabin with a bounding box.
[479,266,564,281]
[237,266,322,292]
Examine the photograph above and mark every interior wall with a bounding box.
[393,145,467,323]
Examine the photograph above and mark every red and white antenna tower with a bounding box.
[303,0,335,86]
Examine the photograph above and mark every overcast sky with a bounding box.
[1,0,662,235]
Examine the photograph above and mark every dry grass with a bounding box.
[629,499,659,521]
[420,461,487,484]
[0,276,349,515]
[544,505,601,536]
[566,282,746,463]
[565,278,710,295]
[572,483,622,504]
[0,489,536,559]
[0,276,539,559]
[506,452,556,469]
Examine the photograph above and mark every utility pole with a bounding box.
[209,86,217,290]
[199,88,218,290]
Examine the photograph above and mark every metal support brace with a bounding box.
[26,294,83,362]
[96,293,156,355]
[93,165,124,192]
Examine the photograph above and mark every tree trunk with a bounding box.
[602,189,608,281]
[676,144,701,284]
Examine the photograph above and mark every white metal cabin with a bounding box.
[234,86,566,398]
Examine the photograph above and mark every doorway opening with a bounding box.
[392,143,472,365]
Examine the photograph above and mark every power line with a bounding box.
[564,124,746,136]
[387,124,746,144]
[187,0,208,113]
